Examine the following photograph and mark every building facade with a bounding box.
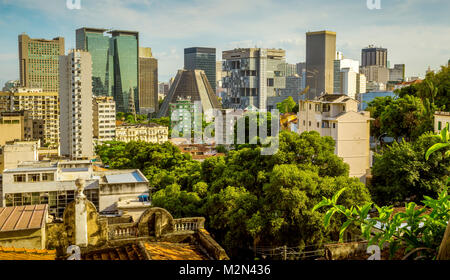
[18,34,65,92]
[297,94,371,182]
[434,111,450,133]
[184,47,216,94]
[139,47,158,114]
[0,140,39,173]
[93,96,116,145]
[305,31,336,99]
[0,111,33,146]
[389,64,405,82]
[222,48,286,110]
[59,50,94,160]
[115,123,168,144]
[361,46,388,68]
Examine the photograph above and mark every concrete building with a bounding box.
[361,46,388,68]
[0,111,33,146]
[434,111,450,133]
[93,96,116,145]
[0,90,59,147]
[18,34,65,92]
[0,140,39,173]
[389,64,405,82]
[139,47,158,115]
[115,123,168,144]
[337,68,367,99]
[157,69,221,118]
[298,94,371,182]
[184,47,216,93]
[305,31,336,99]
[1,160,150,217]
[0,205,49,249]
[222,48,286,110]
[360,65,390,84]
[59,50,94,160]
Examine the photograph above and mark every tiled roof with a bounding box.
[144,242,209,260]
[0,205,48,232]
[82,244,146,260]
[0,247,56,260]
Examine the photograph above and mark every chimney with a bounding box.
[75,178,88,247]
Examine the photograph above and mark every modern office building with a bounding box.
[139,47,158,114]
[305,31,336,99]
[333,57,360,94]
[297,94,371,182]
[361,46,388,68]
[360,65,390,84]
[59,50,94,160]
[222,48,287,110]
[93,96,116,145]
[18,34,65,92]
[296,62,307,90]
[184,47,216,93]
[0,89,59,147]
[75,28,139,113]
[75,28,114,97]
[157,69,221,119]
[389,64,405,82]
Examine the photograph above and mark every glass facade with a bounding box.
[184,47,216,93]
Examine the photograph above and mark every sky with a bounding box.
[0,0,449,87]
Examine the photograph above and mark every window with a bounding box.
[42,173,54,181]
[28,174,41,182]
[317,122,320,128]
[14,174,26,183]
[309,121,311,127]
[438,121,442,130]
[333,123,336,129]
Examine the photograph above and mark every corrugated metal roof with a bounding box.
[104,171,145,183]
[0,205,47,232]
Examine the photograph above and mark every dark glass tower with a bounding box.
[184,47,216,93]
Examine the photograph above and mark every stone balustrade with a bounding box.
[108,223,137,240]
[173,217,205,232]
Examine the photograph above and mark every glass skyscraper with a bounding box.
[76,28,139,113]
[184,47,216,93]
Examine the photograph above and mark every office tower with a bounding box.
[296,62,307,90]
[139,47,158,114]
[59,50,94,159]
[216,61,226,91]
[333,56,360,94]
[305,31,336,99]
[360,65,389,84]
[285,63,297,77]
[76,28,114,97]
[75,28,139,113]
[0,88,59,147]
[389,64,405,82]
[93,96,116,145]
[157,69,222,118]
[184,47,216,93]
[361,46,388,68]
[18,33,65,92]
[222,48,286,110]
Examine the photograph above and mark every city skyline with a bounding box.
[0,0,449,87]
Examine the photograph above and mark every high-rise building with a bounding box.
[18,34,65,92]
[76,28,114,97]
[139,47,158,114]
[75,28,139,113]
[0,88,59,147]
[333,57,360,94]
[360,65,390,84]
[285,63,297,77]
[222,48,286,110]
[361,46,388,68]
[59,50,94,159]
[184,47,216,93]
[93,96,116,145]
[389,64,405,82]
[296,62,307,90]
[305,31,336,99]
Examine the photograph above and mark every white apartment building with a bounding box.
[59,50,94,159]
[93,96,116,145]
[298,94,372,182]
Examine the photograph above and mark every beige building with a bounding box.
[360,65,389,84]
[434,111,450,133]
[306,31,337,99]
[0,140,39,173]
[0,89,59,147]
[116,123,168,144]
[0,111,33,146]
[139,47,158,114]
[59,50,94,160]
[298,94,371,182]
[18,34,65,92]
[93,96,116,145]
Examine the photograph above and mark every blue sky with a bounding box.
[0,0,449,87]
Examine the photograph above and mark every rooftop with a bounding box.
[0,205,48,232]
[0,247,56,260]
[103,171,147,184]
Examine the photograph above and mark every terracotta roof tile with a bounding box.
[144,242,209,260]
[0,246,56,260]
[0,205,47,232]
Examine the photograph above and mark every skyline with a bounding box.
[0,0,449,87]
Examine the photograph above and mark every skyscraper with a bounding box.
[184,47,216,93]
[361,46,388,68]
[139,47,158,114]
[76,28,114,97]
[59,50,94,159]
[18,33,65,91]
[75,28,139,113]
[305,30,336,99]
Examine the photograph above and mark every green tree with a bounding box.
[276,96,297,114]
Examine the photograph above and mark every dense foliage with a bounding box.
[96,131,371,259]
[276,96,297,114]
